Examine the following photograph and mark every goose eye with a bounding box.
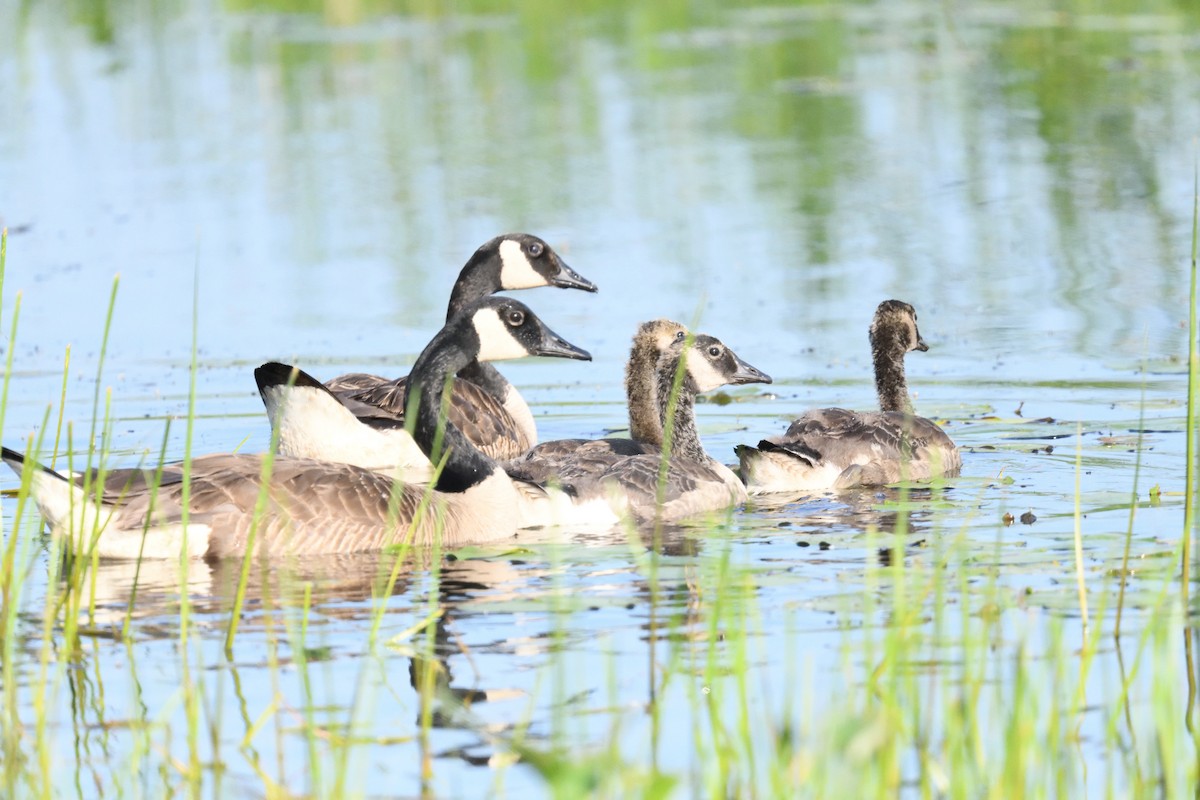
[507,310,525,327]
[527,242,544,258]
[708,346,721,357]
[675,331,686,341]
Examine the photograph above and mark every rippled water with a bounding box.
[2,0,1199,795]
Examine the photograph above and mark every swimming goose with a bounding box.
[3,298,592,559]
[735,299,960,493]
[510,333,771,526]
[257,233,597,479]
[504,319,689,484]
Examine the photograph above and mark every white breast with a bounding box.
[501,384,538,449]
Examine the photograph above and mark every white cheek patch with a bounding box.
[498,239,546,290]
[473,308,532,361]
[687,352,729,393]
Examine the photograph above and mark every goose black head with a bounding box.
[448,234,597,321]
[465,297,593,364]
[479,233,598,293]
[870,299,927,356]
[674,334,773,394]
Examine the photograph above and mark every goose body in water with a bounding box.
[510,332,771,526]
[3,298,591,559]
[257,233,597,481]
[736,300,960,494]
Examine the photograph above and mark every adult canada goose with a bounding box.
[3,298,591,559]
[735,299,960,493]
[510,333,771,526]
[504,319,689,484]
[257,233,597,480]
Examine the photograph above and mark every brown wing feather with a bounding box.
[506,438,656,485]
[336,377,409,416]
[323,372,389,394]
[329,375,531,459]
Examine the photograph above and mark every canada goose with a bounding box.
[3,298,591,559]
[736,299,960,493]
[510,333,771,526]
[257,233,597,480]
[504,319,689,484]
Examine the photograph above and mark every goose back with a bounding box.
[739,409,961,492]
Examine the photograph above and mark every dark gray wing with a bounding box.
[780,409,954,464]
[592,454,740,522]
[505,438,658,484]
[753,408,960,487]
[335,376,409,416]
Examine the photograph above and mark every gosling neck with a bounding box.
[656,362,708,462]
[625,337,666,447]
[872,340,913,414]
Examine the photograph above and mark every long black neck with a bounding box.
[625,338,665,446]
[872,339,912,414]
[455,361,508,399]
[444,250,508,397]
[445,249,500,322]
[406,325,495,492]
[656,360,707,462]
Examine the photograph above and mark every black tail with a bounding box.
[1,446,63,480]
[755,439,822,466]
[254,362,336,399]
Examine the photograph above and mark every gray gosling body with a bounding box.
[505,319,689,484]
[513,333,771,527]
[4,298,591,560]
[257,233,597,482]
[736,299,961,494]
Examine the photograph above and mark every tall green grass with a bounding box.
[1185,162,1199,603]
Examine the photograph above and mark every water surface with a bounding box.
[1,0,1198,795]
